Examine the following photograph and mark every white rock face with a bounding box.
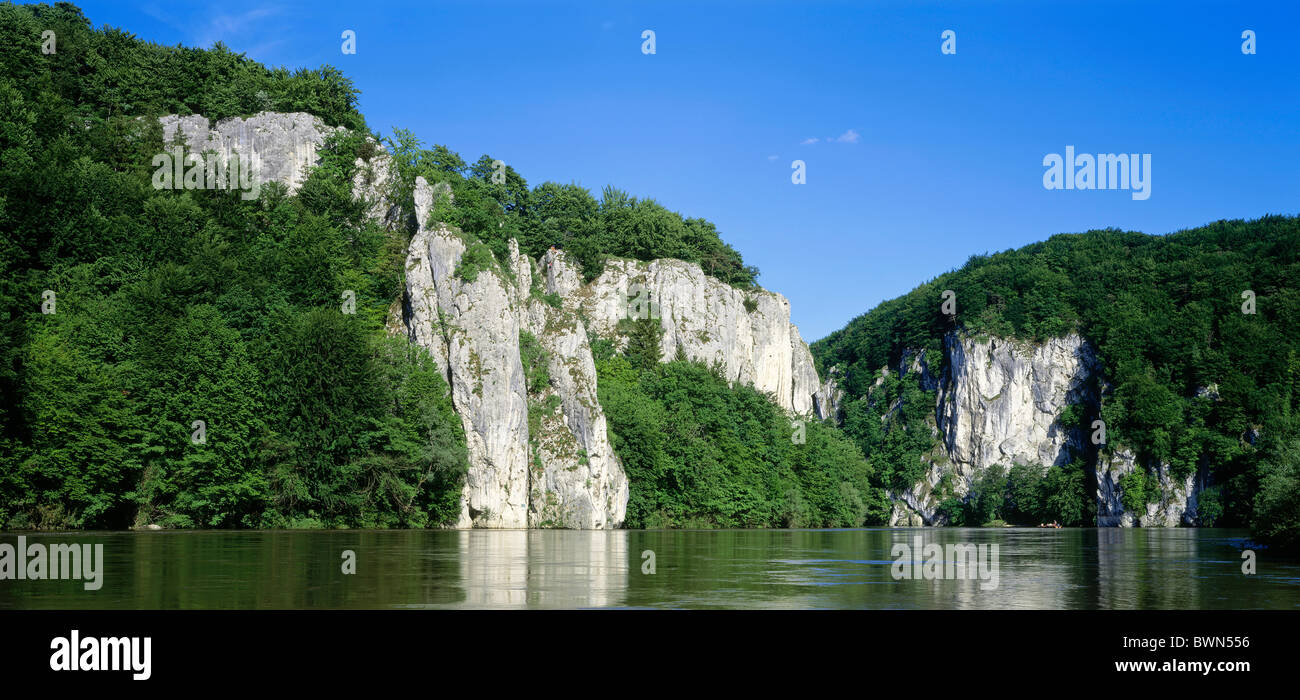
[790,328,821,417]
[516,244,629,528]
[351,144,403,228]
[1096,448,1199,527]
[891,334,1096,524]
[548,251,823,414]
[813,366,845,421]
[937,333,1098,480]
[160,112,341,194]
[885,332,1201,527]
[524,306,630,528]
[402,184,531,528]
[399,179,629,528]
[400,223,831,528]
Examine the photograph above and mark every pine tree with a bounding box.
[624,317,664,372]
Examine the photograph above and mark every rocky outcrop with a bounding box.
[398,206,834,528]
[899,348,939,392]
[515,244,629,529]
[351,143,402,228]
[399,178,627,528]
[403,217,532,527]
[813,365,845,421]
[1096,448,1199,527]
[888,334,1100,524]
[160,112,342,195]
[937,333,1098,481]
[885,332,1199,527]
[791,328,822,417]
[544,250,823,415]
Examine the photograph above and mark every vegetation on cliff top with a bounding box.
[382,130,759,288]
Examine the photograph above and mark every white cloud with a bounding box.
[830,128,861,144]
[140,4,287,59]
[767,154,779,161]
[196,8,283,49]
[801,130,859,145]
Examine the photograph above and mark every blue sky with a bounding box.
[69,0,1300,340]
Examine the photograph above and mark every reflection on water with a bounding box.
[456,530,628,608]
[1,528,1297,610]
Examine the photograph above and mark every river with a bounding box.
[2,528,1297,609]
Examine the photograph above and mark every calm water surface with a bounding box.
[3,528,1297,609]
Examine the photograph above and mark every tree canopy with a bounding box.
[383,131,759,287]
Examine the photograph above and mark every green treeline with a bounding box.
[0,4,364,131]
[382,130,759,287]
[813,217,1300,544]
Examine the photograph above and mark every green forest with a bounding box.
[813,217,1300,545]
[2,3,1298,549]
[0,2,773,530]
[594,322,887,529]
[0,3,473,529]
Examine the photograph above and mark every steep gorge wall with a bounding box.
[399,178,628,528]
[542,251,831,416]
[157,111,866,529]
[874,332,1201,527]
[397,179,834,528]
[159,112,1204,530]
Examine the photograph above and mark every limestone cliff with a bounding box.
[398,181,828,528]
[160,112,342,195]
[396,178,629,528]
[879,332,1201,527]
[157,113,1204,530]
[541,249,826,415]
[1096,448,1200,527]
[156,111,852,529]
